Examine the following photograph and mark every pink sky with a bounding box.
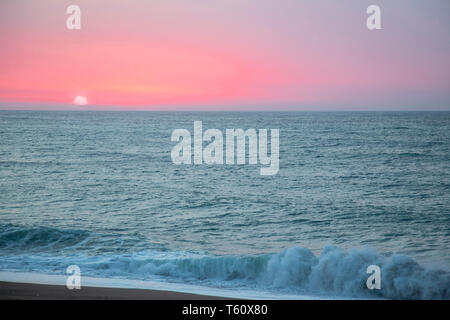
[0,0,449,110]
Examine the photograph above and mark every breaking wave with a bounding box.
[0,225,449,299]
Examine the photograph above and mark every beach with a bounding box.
[0,281,226,300]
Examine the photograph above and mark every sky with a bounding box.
[0,0,449,110]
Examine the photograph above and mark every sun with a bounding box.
[73,95,88,106]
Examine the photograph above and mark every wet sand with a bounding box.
[0,281,230,300]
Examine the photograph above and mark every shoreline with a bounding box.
[0,281,231,300]
[0,272,318,300]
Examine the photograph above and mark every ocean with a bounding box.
[0,111,449,299]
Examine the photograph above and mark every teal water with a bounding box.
[0,111,449,299]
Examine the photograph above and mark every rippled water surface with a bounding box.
[1,111,449,299]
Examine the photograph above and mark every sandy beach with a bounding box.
[0,281,229,300]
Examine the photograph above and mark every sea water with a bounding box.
[0,111,449,299]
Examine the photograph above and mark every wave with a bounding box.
[0,225,90,252]
[0,225,449,299]
[0,224,151,254]
[70,246,447,299]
